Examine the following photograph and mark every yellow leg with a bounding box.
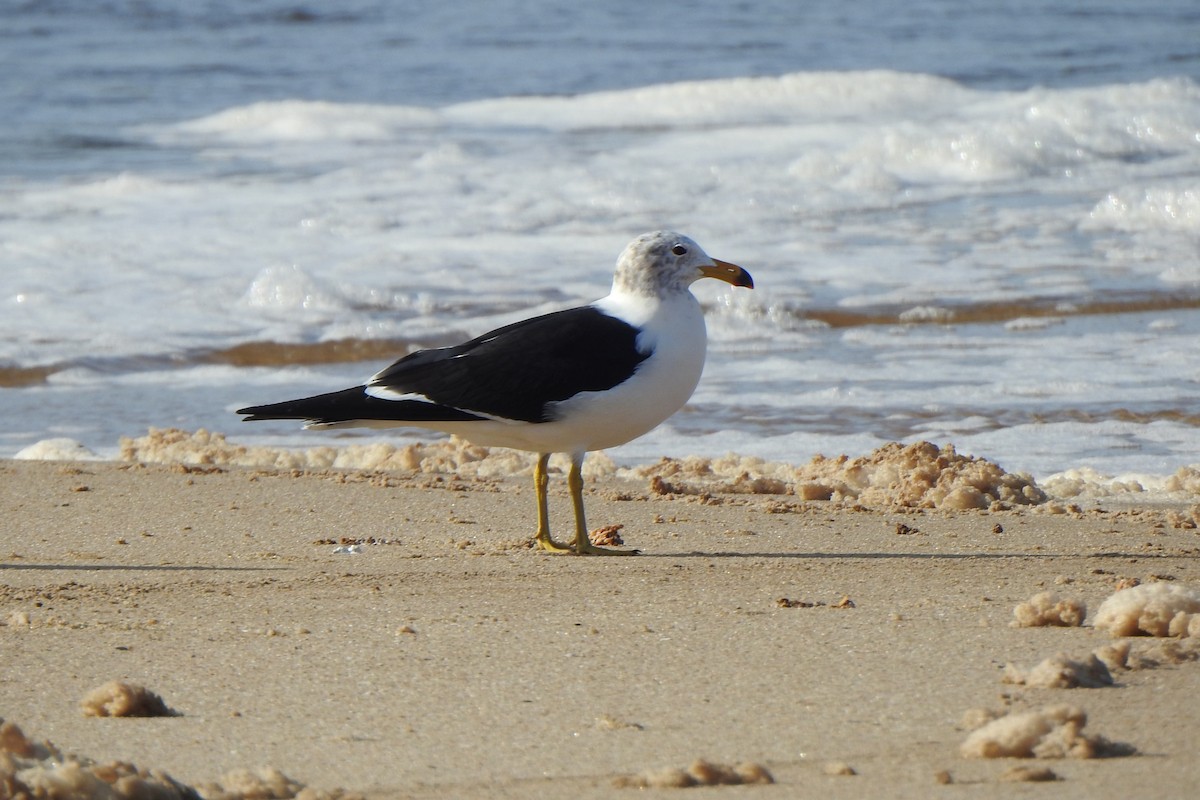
[568,453,637,556]
[532,453,572,553]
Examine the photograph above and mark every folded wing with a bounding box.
[237,306,650,426]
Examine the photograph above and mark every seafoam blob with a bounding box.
[806,440,1047,509]
[79,681,177,718]
[241,263,351,318]
[1092,582,1200,638]
[612,759,773,789]
[155,99,440,145]
[14,438,102,462]
[630,441,1046,509]
[1011,591,1086,628]
[1004,316,1065,332]
[898,305,955,324]
[1089,184,1200,234]
[1002,654,1113,689]
[119,428,617,479]
[1098,638,1200,671]
[1092,641,1132,672]
[1043,463,1200,499]
[1000,765,1058,783]
[1165,466,1200,494]
[1040,467,1145,498]
[1125,639,1200,667]
[960,705,1116,759]
[0,717,354,800]
[822,761,857,777]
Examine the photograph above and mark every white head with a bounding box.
[611,231,753,298]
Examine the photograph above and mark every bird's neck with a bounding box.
[596,287,698,328]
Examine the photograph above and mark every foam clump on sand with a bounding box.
[119,428,616,479]
[1165,465,1200,494]
[1092,582,1200,638]
[1002,654,1114,689]
[1043,464,1200,499]
[959,705,1118,759]
[1012,591,1086,628]
[613,759,773,788]
[629,441,1046,509]
[2,719,352,800]
[999,765,1058,782]
[193,767,351,800]
[1095,638,1200,671]
[629,453,791,496]
[119,431,1042,508]
[15,438,103,461]
[821,761,856,776]
[818,442,1046,509]
[80,681,178,718]
[0,717,354,800]
[1041,467,1150,498]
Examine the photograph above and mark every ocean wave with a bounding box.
[144,72,1200,184]
[6,71,1200,477]
[148,100,442,145]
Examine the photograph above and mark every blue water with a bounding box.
[5,1,1198,178]
[3,0,1200,486]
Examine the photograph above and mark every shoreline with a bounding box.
[3,453,1200,797]
[17,427,1200,507]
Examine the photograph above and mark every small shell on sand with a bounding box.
[1092,582,1200,638]
[79,681,177,718]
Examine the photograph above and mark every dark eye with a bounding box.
[671,244,688,256]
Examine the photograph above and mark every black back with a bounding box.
[370,306,650,423]
[238,305,652,425]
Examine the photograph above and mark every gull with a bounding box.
[237,231,753,554]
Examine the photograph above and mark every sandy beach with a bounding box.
[3,441,1200,798]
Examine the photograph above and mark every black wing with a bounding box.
[238,305,650,425]
[368,305,650,423]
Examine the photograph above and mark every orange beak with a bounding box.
[700,259,754,289]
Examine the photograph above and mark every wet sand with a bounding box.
[3,455,1200,798]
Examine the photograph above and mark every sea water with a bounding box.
[2,0,1199,488]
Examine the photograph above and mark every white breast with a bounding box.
[544,291,708,452]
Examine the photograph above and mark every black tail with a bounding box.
[237,386,484,425]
